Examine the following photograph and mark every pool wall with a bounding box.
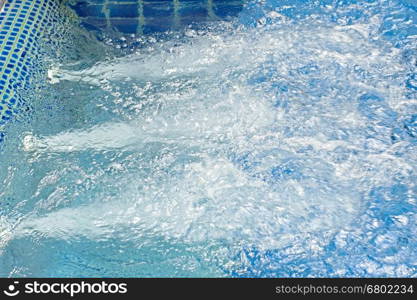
[69,0,244,34]
[0,0,70,136]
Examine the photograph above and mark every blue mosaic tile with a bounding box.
[108,3,139,18]
[72,3,105,18]
[143,2,174,17]
[68,0,245,34]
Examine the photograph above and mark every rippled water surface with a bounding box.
[1,0,416,277]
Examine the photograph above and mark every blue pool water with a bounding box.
[0,0,416,277]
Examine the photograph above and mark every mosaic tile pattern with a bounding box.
[68,0,244,34]
[0,0,70,136]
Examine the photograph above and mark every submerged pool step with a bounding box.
[69,0,244,34]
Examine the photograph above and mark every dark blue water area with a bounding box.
[70,0,246,35]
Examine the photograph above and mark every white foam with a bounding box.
[10,14,411,254]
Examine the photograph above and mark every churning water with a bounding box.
[0,0,416,277]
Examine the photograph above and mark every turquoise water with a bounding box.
[0,0,416,277]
